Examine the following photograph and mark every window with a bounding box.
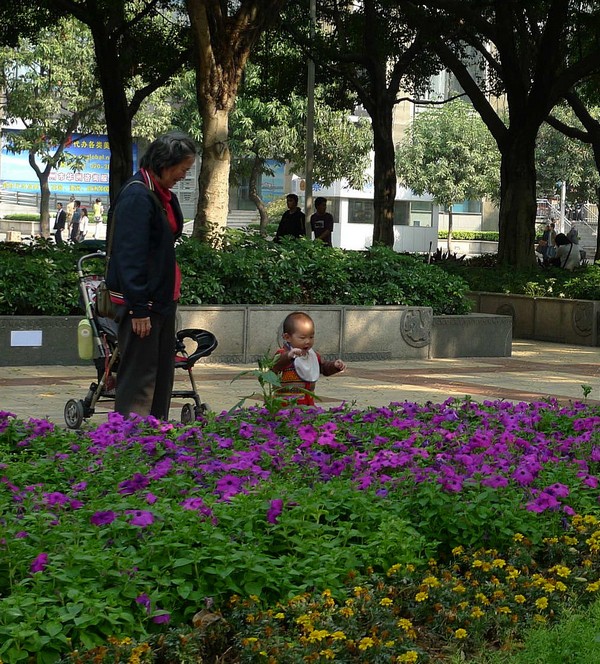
[348,199,433,226]
[448,200,482,214]
[348,200,373,224]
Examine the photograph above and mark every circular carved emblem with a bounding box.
[400,309,432,348]
[572,303,592,336]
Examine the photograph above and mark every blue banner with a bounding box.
[0,132,137,197]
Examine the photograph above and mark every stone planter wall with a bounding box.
[469,292,600,346]
[0,306,512,367]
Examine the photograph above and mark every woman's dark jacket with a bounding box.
[106,172,183,318]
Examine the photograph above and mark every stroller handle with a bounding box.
[77,251,107,276]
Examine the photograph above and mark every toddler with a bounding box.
[272,311,346,406]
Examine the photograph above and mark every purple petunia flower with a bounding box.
[152,612,171,624]
[266,499,283,524]
[136,593,152,614]
[90,510,117,526]
[118,473,150,495]
[30,552,48,573]
[126,510,154,527]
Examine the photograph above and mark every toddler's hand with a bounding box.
[334,359,346,372]
[288,347,305,360]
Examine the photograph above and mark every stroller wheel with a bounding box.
[64,399,85,429]
[196,403,210,417]
[181,403,194,424]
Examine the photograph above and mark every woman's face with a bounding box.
[155,155,195,190]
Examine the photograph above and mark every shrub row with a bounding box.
[437,230,499,241]
[0,234,471,316]
[439,254,600,300]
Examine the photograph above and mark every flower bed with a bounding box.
[1,399,600,661]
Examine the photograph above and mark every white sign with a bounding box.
[11,330,43,347]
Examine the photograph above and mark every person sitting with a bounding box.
[552,233,580,270]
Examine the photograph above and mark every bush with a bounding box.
[438,255,600,300]
[438,230,499,241]
[0,235,471,315]
[1,213,40,221]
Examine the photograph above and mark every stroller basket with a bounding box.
[64,252,218,429]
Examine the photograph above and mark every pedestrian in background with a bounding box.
[53,202,66,245]
[310,196,334,246]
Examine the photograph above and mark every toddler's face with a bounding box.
[284,318,315,353]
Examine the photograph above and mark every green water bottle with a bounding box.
[77,319,94,360]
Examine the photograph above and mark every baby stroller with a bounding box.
[64,252,218,429]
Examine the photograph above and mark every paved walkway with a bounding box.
[1,340,599,427]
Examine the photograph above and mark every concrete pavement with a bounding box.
[1,340,600,427]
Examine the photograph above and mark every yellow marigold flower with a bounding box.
[388,563,402,576]
[296,614,312,626]
[506,566,520,580]
[308,630,330,643]
[535,597,549,610]
[353,586,364,596]
[514,594,526,604]
[497,606,512,614]
[406,564,416,572]
[583,558,593,568]
[452,584,466,594]
[384,640,395,647]
[492,589,505,600]
[452,545,464,556]
[586,581,600,592]
[471,606,485,618]
[556,581,567,592]
[331,631,347,641]
[246,615,256,624]
[563,535,578,546]
[243,637,258,645]
[397,652,419,663]
[550,565,571,578]
[454,628,468,640]
[275,612,285,619]
[533,614,547,624]
[339,607,354,618]
[584,515,599,525]
[472,559,483,568]
[513,532,525,542]
[423,575,440,587]
[358,637,375,650]
[398,618,414,631]
[544,583,556,593]
[415,591,429,602]
[458,601,469,610]
[380,597,393,606]
[493,558,506,568]
[475,593,490,605]
[543,536,559,545]
[319,649,335,660]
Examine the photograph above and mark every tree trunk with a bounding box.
[371,103,396,246]
[192,108,230,240]
[447,205,453,254]
[496,133,538,267]
[595,185,600,263]
[93,36,132,203]
[38,176,51,237]
[248,154,269,234]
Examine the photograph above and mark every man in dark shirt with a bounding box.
[310,196,334,246]
[274,193,306,242]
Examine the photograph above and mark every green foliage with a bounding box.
[438,230,499,241]
[2,213,41,221]
[177,235,471,314]
[439,257,600,301]
[484,600,600,664]
[396,100,500,208]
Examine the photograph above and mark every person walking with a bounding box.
[106,131,197,419]
[69,200,82,242]
[53,202,66,245]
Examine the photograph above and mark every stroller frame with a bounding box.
[64,252,218,429]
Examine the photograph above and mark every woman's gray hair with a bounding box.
[140,131,197,175]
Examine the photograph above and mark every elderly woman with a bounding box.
[106,132,196,418]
